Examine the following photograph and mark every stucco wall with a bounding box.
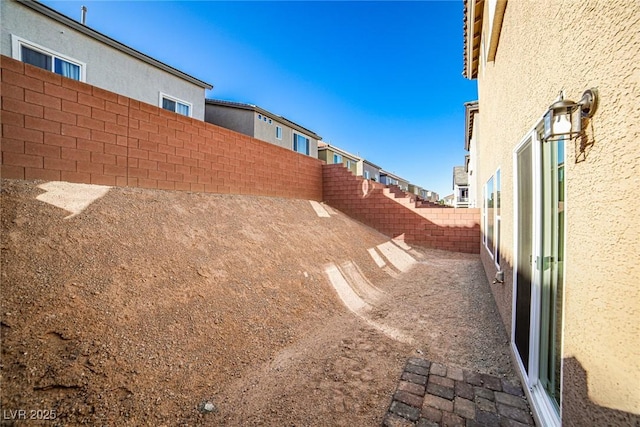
[254,114,319,159]
[253,111,289,150]
[362,162,380,182]
[319,148,358,174]
[204,104,319,159]
[475,0,639,421]
[2,1,207,121]
[204,104,254,138]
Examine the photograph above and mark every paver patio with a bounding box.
[383,358,534,427]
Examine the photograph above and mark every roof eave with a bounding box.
[317,143,361,161]
[380,170,408,183]
[17,0,213,89]
[464,100,479,151]
[463,0,484,80]
[363,159,382,170]
[205,99,322,140]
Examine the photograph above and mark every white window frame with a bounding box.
[333,153,343,164]
[484,177,494,255]
[512,121,563,427]
[482,184,487,246]
[11,34,86,81]
[275,126,282,140]
[159,92,192,117]
[364,170,370,180]
[292,133,310,155]
[483,170,501,264]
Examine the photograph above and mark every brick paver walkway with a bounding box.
[383,358,534,427]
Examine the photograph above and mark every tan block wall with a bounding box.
[475,0,639,420]
[1,56,323,201]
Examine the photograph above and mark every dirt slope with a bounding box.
[0,179,514,426]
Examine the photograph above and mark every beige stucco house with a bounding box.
[463,0,639,425]
[317,142,360,175]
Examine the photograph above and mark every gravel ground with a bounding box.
[0,179,515,426]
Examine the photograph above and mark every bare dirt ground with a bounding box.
[0,179,515,426]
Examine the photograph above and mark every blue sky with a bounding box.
[41,0,477,198]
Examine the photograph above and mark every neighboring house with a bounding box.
[204,99,321,158]
[407,184,423,198]
[317,142,359,175]
[408,184,434,201]
[464,101,479,207]
[1,0,213,120]
[442,194,455,207]
[464,0,639,426]
[452,166,469,208]
[424,190,439,203]
[380,170,409,191]
[357,159,381,182]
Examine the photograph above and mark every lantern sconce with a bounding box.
[543,88,598,141]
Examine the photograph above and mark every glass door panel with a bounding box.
[539,138,565,410]
[515,138,534,371]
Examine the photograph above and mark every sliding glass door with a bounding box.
[513,129,565,425]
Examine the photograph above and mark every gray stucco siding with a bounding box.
[254,112,287,149]
[2,1,206,120]
[204,105,254,137]
[362,163,380,181]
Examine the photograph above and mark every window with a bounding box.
[292,133,309,155]
[459,187,469,202]
[258,114,262,120]
[485,176,494,255]
[333,153,343,164]
[276,126,282,140]
[364,171,370,180]
[12,35,85,81]
[160,93,191,117]
[346,159,352,169]
[484,169,501,265]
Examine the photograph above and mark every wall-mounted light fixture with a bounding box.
[543,88,598,141]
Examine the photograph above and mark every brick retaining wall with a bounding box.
[323,164,480,253]
[0,55,322,200]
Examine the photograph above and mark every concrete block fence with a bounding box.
[323,164,481,253]
[1,55,480,253]
[0,55,322,201]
